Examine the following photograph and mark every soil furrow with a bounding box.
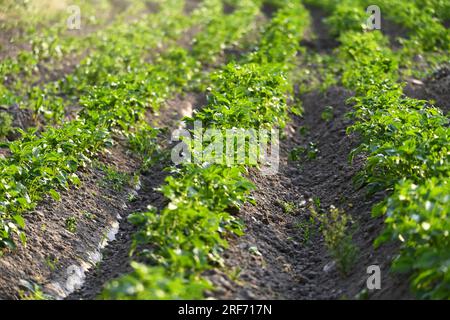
[67,92,203,299]
[206,85,411,300]
[404,65,450,114]
[204,5,414,300]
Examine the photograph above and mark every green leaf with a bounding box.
[19,232,27,246]
[49,189,61,201]
[12,215,26,229]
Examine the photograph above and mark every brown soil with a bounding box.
[184,0,203,15]
[261,2,278,19]
[223,3,236,15]
[0,27,31,61]
[444,19,450,29]
[301,5,339,53]
[65,161,169,300]
[380,17,409,49]
[404,65,450,114]
[0,143,141,299]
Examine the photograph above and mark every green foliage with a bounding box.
[310,204,359,275]
[321,106,334,122]
[187,62,291,130]
[325,5,367,36]
[373,178,450,299]
[44,255,59,272]
[279,200,296,214]
[161,164,255,213]
[101,262,209,300]
[0,0,155,94]
[192,0,259,63]
[248,0,310,67]
[99,166,130,192]
[0,111,13,138]
[338,31,399,94]
[5,0,447,301]
[129,164,253,267]
[0,120,108,248]
[289,142,319,161]
[18,281,52,300]
[1,0,193,130]
[100,164,255,299]
[126,124,161,170]
[0,0,234,249]
[412,0,450,21]
[295,216,316,245]
[289,146,305,161]
[334,14,450,298]
[65,217,77,234]
[370,0,450,51]
[102,0,309,300]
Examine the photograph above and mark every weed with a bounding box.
[307,142,319,160]
[289,146,306,161]
[289,142,319,161]
[126,124,160,169]
[279,200,296,214]
[310,203,359,275]
[295,216,315,244]
[100,165,130,192]
[82,211,95,220]
[298,126,309,136]
[19,281,52,300]
[312,197,321,210]
[65,217,77,233]
[321,106,334,122]
[45,256,59,271]
[127,191,138,203]
[227,267,243,282]
[248,246,262,257]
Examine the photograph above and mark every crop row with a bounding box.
[0,0,263,138]
[365,0,449,51]
[316,1,449,299]
[0,0,191,249]
[342,32,449,299]
[0,0,263,251]
[0,0,191,136]
[0,0,149,87]
[305,0,449,77]
[100,0,310,299]
[306,0,449,50]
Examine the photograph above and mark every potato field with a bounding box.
[0,0,449,301]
